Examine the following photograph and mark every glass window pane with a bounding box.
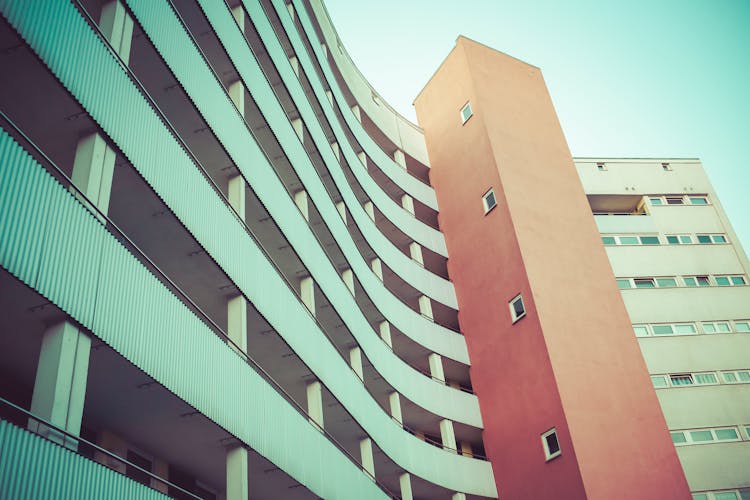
[714,493,739,500]
[689,197,708,205]
[731,276,746,285]
[633,325,650,337]
[716,322,731,333]
[651,375,668,388]
[657,278,677,287]
[684,277,697,287]
[713,235,727,243]
[697,277,710,286]
[738,371,750,382]
[619,236,639,245]
[670,375,693,386]
[640,236,660,245]
[723,372,738,382]
[666,197,684,205]
[545,432,560,455]
[650,197,663,205]
[716,277,731,286]
[674,324,696,334]
[691,495,708,500]
[738,490,750,500]
[634,279,656,288]
[702,323,717,333]
[602,236,616,245]
[695,373,717,384]
[735,322,750,333]
[617,279,631,289]
[666,235,679,244]
[652,325,674,335]
[689,430,714,442]
[670,432,686,444]
[697,235,712,244]
[679,235,693,244]
[512,298,525,318]
[715,428,739,440]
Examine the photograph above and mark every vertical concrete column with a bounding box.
[440,419,457,452]
[428,353,445,382]
[370,258,383,280]
[325,90,333,104]
[231,4,245,29]
[331,141,340,160]
[409,242,424,266]
[336,201,347,223]
[399,473,414,500]
[360,437,375,478]
[379,321,392,348]
[351,104,362,122]
[401,194,415,215]
[291,118,304,142]
[285,1,294,20]
[99,0,133,64]
[228,175,246,221]
[364,201,374,221]
[228,80,246,118]
[452,494,467,500]
[226,446,249,500]
[306,380,324,429]
[321,43,328,57]
[393,149,407,169]
[289,56,300,77]
[460,441,473,457]
[357,151,367,167]
[29,321,91,449]
[300,276,315,315]
[349,346,363,381]
[388,392,402,425]
[418,295,434,319]
[71,132,116,217]
[342,268,355,295]
[227,295,247,355]
[294,190,309,221]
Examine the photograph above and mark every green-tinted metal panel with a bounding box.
[0,420,169,500]
[0,129,386,500]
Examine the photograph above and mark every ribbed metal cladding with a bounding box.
[0,128,386,499]
[0,420,169,499]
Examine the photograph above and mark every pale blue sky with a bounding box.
[325,0,750,254]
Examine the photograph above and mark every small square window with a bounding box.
[619,236,639,245]
[689,430,713,442]
[460,102,473,124]
[717,322,731,333]
[715,428,739,440]
[509,294,526,323]
[656,278,677,287]
[651,375,669,388]
[714,492,740,500]
[695,373,717,384]
[684,277,697,287]
[697,235,712,244]
[482,188,497,214]
[731,276,746,285]
[696,276,710,286]
[633,325,650,337]
[666,197,684,205]
[652,325,674,335]
[650,197,664,205]
[713,235,727,243]
[723,372,738,383]
[640,236,660,245]
[691,494,708,500]
[670,374,694,386]
[679,235,693,244]
[597,163,606,171]
[670,431,687,444]
[716,277,731,286]
[689,196,708,205]
[674,324,696,334]
[739,371,750,382]
[541,428,561,461]
[666,235,679,244]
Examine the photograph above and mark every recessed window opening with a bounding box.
[662,162,672,171]
[482,188,497,214]
[461,102,473,124]
[597,163,606,171]
[509,294,526,323]
[542,428,561,461]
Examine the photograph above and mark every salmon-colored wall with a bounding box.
[415,37,690,498]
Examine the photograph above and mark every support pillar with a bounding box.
[401,194,415,215]
[291,117,304,142]
[325,90,333,104]
[351,104,361,122]
[379,321,392,348]
[71,132,116,218]
[227,295,247,355]
[440,418,457,453]
[409,242,424,266]
[294,189,309,221]
[349,346,363,381]
[228,80,245,118]
[357,151,367,167]
[400,473,413,500]
[452,494,467,500]
[360,437,375,478]
[331,141,340,160]
[418,295,433,319]
[29,321,91,449]
[289,56,300,77]
[306,380,324,429]
[286,1,294,20]
[100,0,133,64]
[428,353,445,382]
[393,149,406,169]
[342,268,355,295]
[226,446,249,500]
[321,43,328,57]
[300,276,315,315]
[228,175,246,221]
[336,201,347,223]
[388,391,402,425]
[370,258,382,280]
[231,5,245,29]
[364,201,374,221]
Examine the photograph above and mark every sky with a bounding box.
[324,0,750,254]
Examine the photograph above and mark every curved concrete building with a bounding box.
[0,1,745,499]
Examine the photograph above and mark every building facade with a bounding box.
[0,1,746,500]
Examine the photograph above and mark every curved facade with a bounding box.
[0,1,746,500]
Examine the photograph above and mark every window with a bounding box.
[651,375,669,388]
[694,373,718,384]
[667,234,693,244]
[541,428,561,460]
[652,323,696,335]
[509,294,526,323]
[666,196,684,205]
[670,374,694,386]
[460,102,473,124]
[672,427,741,446]
[634,278,656,288]
[656,277,677,287]
[689,196,709,205]
[721,370,750,383]
[617,279,632,289]
[666,372,719,387]
[640,236,660,245]
[735,321,750,333]
[633,325,650,337]
[697,234,727,244]
[684,276,710,287]
[597,163,606,171]
[602,236,616,245]
[702,321,731,334]
[602,235,662,246]
[482,188,497,214]
[619,236,639,245]
[649,197,664,206]
[662,162,672,171]
[715,275,747,287]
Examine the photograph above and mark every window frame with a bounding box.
[541,428,561,461]
[460,101,473,124]
[671,426,742,446]
[509,294,526,323]
[482,188,497,214]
